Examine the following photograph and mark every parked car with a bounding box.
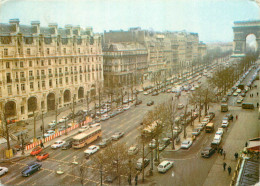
[21,162,42,177]
[197,124,205,131]
[225,114,233,120]
[104,173,118,183]
[78,125,90,133]
[36,153,49,161]
[221,119,229,128]
[181,140,193,149]
[98,138,112,148]
[152,92,159,96]
[51,140,66,149]
[147,101,154,106]
[177,103,184,109]
[136,158,150,170]
[161,138,171,147]
[233,92,238,96]
[201,146,215,158]
[149,139,156,148]
[123,105,130,110]
[0,167,8,176]
[135,100,142,106]
[61,139,73,150]
[192,128,201,136]
[30,147,43,156]
[128,146,139,155]
[101,114,110,121]
[84,145,100,155]
[212,135,222,146]
[112,132,125,140]
[44,130,55,137]
[58,116,68,123]
[157,160,174,173]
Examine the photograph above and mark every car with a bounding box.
[75,110,85,116]
[147,101,154,106]
[78,125,90,133]
[161,138,171,147]
[48,120,57,128]
[123,105,130,110]
[44,130,55,137]
[0,167,8,176]
[36,153,49,161]
[98,138,112,148]
[241,92,246,97]
[215,130,223,137]
[201,118,210,126]
[201,146,215,158]
[197,124,205,131]
[233,92,238,96]
[112,132,125,140]
[173,126,182,134]
[221,97,227,103]
[227,91,232,96]
[152,92,159,96]
[225,114,233,120]
[158,143,167,151]
[101,114,110,121]
[157,160,174,173]
[236,89,242,93]
[58,126,68,132]
[192,128,201,136]
[149,139,156,148]
[61,139,73,150]
[181,140,193,149]
[205,114,214,121]
[128,146,139,155]
[58,116,68,123]
[30,147,43,156]
[237,98,243,103]
[221,120,229,128]
[21,162,42,177]
[212,135,222,145]
[51,140,66,149]
[177,104,184,109]
[104,173,118,183]
[136,158,150,170]
[143,91,149,95]
[84,145,100,155]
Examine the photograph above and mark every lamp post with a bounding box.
[41,110,45,139]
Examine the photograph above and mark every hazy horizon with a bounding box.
[0,0,259,43]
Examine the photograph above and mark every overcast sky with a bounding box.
[0,0,259,42]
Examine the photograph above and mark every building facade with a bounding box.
[0,19,103,120]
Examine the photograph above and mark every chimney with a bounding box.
[73,25,81,36]
[65,24,73,36]
[48,23,58,35]
[31,21,40,34]
[9,18,20,33]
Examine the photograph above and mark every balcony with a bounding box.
[79,70,83,73]
[37,76,40,79]
[20,77,26,82]
[65,72,69,75]
[59,73,63,76]
[41,75,46,79]
[48,74,53,78]
[55,73,58,77]
[15,78,19,82]
[74,71,78,74]
[7,79,12,83]
[29,76,34,80]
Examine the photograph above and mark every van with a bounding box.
[242,103,254,109]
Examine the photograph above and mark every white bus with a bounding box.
[72,126,102,149]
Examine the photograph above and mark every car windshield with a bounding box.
[182,141,189,144]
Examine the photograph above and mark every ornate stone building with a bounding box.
[0,19,103,120]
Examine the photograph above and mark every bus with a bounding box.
[242,103,254,109]
[205,123,214,133]
[72,126,102,149]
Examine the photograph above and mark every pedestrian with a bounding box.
[40,125,42,131]
[223,151,226,160]
[223,162,227,171]
[234,152,238,160]
[257,92,259,96]
[135,175,138,186]
[220,148,223,156]
[257,103,259,108]
[228,166,232,175]
[231,116,233,122]
[252,93,254,97]
[40,141,44,148]
[245,141,248,147]
[236,115,238,120]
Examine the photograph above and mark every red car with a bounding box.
[36,153,49,161]
[30,147,43,156]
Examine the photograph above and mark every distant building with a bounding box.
[0,19,103,120]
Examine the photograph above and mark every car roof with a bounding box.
[159,160,170,165]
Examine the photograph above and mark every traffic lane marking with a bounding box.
[16,169,46,186]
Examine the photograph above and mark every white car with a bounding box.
[217,128,224,135]
[100,114,110,121]
[0,167,8,176]
[44,130,55,137]
[157,160,174,173]
[181,140,193,149]
[233,92,238,96]
[236,89,242,93]
[143,91,149,95]
[51,140,66,149]
[58,116,68,123]
[84,145,100,155]
[177,104,184,109]
[78,125,89,133]
[128,146,139,155]
[123,105,130,110]
[215,130,223,137]
[201,118,210,125]
[221,120,229,128]
[212,135,222,145]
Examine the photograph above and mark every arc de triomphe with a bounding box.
[232,20,260,57]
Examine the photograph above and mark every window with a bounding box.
[21,84,25,91]
[80,75,82,81]
[59,78,62,85]
[56,79,58,85]
[29,61,32,67]
[38,81,40,89]
[29,71,33,77]
[63,48,66,54]
[49,80,52,87]
[78,48,80,53]
[21,106,25,114]
[0,87,2,97]
[27,48,30,55]
[37,60,39,65]
[48,69,52,74]
[65,67,68,72]
[37,70,39,76]
[59,68,62,73]
[41,60,44,66]
[65,59,67,64]
[48,60,51,65]
[88,58,89,62]
[4,48,8,56]
[30,82,34,89]
[20,61,24,67]
[20,72,25,78]
[79,58,81,63]
[6,73,11,83]
[59,59,61,64]
[74,76,77,81]
[41,70,45,75]
[71,76,73,83]
[5,62,10,68]
[16,85,19,94]
[74,66,77,71]
[47,48,50,54]
[91,48,92,53]
[42,81,45,88]
[66,77,68,84]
